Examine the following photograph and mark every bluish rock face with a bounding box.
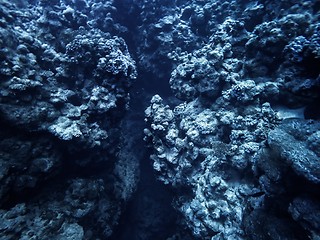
[1,0,320,239]
[0,0,138,239]
[142,0,320,239]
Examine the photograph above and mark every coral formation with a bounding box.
[1,0,320,239]
[143,0,320,239]
[0,0,138,238]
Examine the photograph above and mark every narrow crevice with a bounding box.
[105,3,183,238]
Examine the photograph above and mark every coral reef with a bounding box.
[0,0,138,238]
[144,0,320,239]
[145,94,280,239]
[1,0,320,239]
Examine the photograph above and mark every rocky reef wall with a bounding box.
[1,0,320,239]
[0,0,138,238]
[143,0,320,239]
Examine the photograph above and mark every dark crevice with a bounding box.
[105,3,181,237]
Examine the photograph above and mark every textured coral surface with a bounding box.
[1,0,320,239]
[143,0,320,239]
